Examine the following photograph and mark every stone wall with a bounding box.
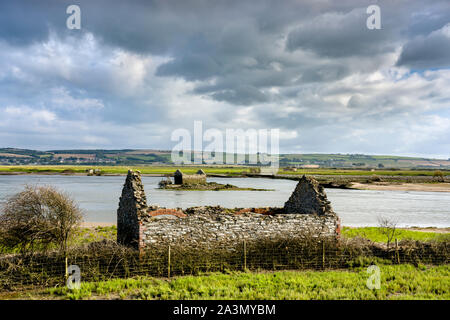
[139,208,340,248]
[174,169,207,185]
[284,175,334,215]
[117,171,341,250]
[117,170,148,249]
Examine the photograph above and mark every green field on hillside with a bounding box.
[2,148,449,168]
[0,165,247,175]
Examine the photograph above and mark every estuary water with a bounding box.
[0,175,449,227]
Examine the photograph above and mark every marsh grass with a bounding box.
[0,235,448,291]
[37,264,450,300]
[342,227,450,243]
[1,165,448,177]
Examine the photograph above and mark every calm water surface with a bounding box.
[0,175,449,227]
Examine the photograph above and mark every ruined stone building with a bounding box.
[173,169,207,185]
[117,170,340,250]
[284,175,334,215]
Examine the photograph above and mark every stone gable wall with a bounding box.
[284,175,334,215]
[117,170,148,248]
[179,174,207,185]
[174,169,207,185]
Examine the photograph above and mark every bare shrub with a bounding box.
[433,170,445,182]
[158,177,173,188]
[249,167,261,174]
[377,216,397,248]
[371,174,382,182]
[0,185,83,255]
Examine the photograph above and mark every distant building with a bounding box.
[174,169,207,185]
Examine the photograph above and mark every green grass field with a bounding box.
[67,226,450,250]
[2,227,449,300]
[341,227,450,243]
[32,264,449,300]
[76,225,449,244]
[69,226,450,248]
[0,165,248,175]
[0,165,447,177]
[3,225,447,255]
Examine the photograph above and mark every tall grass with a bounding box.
[342,227,450,243]
[1,236,448,291]
[43,264,450,300]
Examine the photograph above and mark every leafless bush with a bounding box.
[433,170,445,182]
[0,185,83,255]
[248,167,261,174]
[158,177,173,188]
[377,216,397,247]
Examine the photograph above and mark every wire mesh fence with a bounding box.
[0,237,448,291]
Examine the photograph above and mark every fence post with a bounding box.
[243,240,247,271]
[168,245,171,278]
[322,241,325,270]
[65,256,68,280]
[395,238,400,264]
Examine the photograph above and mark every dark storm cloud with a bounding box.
[0,0,449,157]
[286,8,395,57]
[397,24,450,69]
[0,1,59,45]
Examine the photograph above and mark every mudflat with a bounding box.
[349,182,450,192]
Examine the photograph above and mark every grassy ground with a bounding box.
[0,226,117,254]
[341,227,450,243]
[22,264,449,300]
[0,165,447,177]
[66,226,450,250]
[72,226,117,245]
[73,225,450,245]
[3,225,443,255]
[2,227,448,300]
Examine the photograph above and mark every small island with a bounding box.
[158,169,272,191]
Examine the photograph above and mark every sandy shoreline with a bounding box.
[349,182,450,192]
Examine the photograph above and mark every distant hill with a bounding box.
[278,153,450,169]
[0,148,449,169]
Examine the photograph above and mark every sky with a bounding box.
[0,0,449,158]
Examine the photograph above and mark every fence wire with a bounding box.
[0,237,448,291]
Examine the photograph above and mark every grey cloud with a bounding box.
[286,8,396,57]
[0,1,449,158]
[156,54,221,81]
[210,86,269,105]
[397,24,450,69]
